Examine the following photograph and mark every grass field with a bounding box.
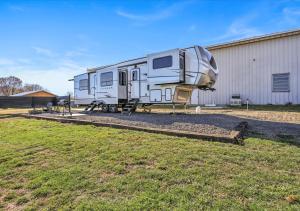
[0,117,300,210]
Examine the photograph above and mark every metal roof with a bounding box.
[206,28,300,50]
[11,90,56,96]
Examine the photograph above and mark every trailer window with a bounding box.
[180,55,184,70]
[79,79,88,90]
[119,71,126,86]
[132,70,138,81]
[101,72,113,87]
[210,56,217,69]
[199,47,209,62]
[153,56,172,69]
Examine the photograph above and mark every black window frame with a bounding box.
[153,55,173,69]
[119,71,127,86]
[132,70,138,81]
[179,55,185,70]
[79,79,88,91]
[100,72,113,87]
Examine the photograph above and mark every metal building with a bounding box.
[191,29,300,105]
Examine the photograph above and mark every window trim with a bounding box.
[165,88,172,101]
[272,73,290,93]
[79,79,88,91]
[100,71,113,87]
[153,55,173,69]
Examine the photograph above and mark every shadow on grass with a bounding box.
[0,114,22,119]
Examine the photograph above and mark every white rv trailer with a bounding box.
[73,46,218,112]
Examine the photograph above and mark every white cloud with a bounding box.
[115,9,173,21]
[115,1,191,23]
[0,58,32,68]
[32,47,56,57]
[14,68,81,96]
[208,14,262,43]
[282,7,300,25]
[222,21,261,39]
[65,48,88,58]
[17,58,31,64]
[0,58,84,95]
[0,58,15,66]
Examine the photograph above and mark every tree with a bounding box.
[0,76,45,96]
[23,83,44,92]
[0,76,23,96]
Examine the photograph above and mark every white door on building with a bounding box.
[130,68,140,99]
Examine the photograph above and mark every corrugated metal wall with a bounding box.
[191,34,300,105]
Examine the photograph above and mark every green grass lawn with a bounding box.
[0,117,300,210]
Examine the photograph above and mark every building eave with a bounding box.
[206,28,300,50]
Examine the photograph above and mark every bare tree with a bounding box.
[0,76,23,96]
[23,83,44,92]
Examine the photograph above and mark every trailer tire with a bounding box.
[109,105,118,113]
[102,104,109,113]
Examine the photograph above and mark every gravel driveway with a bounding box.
[86,112,300,141]
[40,110,300,144]
[75,112,240,136]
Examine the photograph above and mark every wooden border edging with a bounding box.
[20,114,246,145]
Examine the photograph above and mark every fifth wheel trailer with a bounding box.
[73,46,218,112]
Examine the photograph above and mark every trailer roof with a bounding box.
[81,28,300,75]
[87,57,147,73]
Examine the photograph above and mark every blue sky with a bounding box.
[0,0,299,95]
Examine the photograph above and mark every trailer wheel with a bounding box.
[109,105,118,113]
[102,104,109,112]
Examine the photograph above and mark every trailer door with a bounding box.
[91,74,97,97]
[88,73,96,98]
[130,68,140,99]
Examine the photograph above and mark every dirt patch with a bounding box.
[0,188,29,211]
[0,188,6,203]
[0,109,29,115]
[201,109,300,124]
[147,107,300,123]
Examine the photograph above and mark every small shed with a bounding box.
[11,90,56,97]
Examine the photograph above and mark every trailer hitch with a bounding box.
[198,87,216,91]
